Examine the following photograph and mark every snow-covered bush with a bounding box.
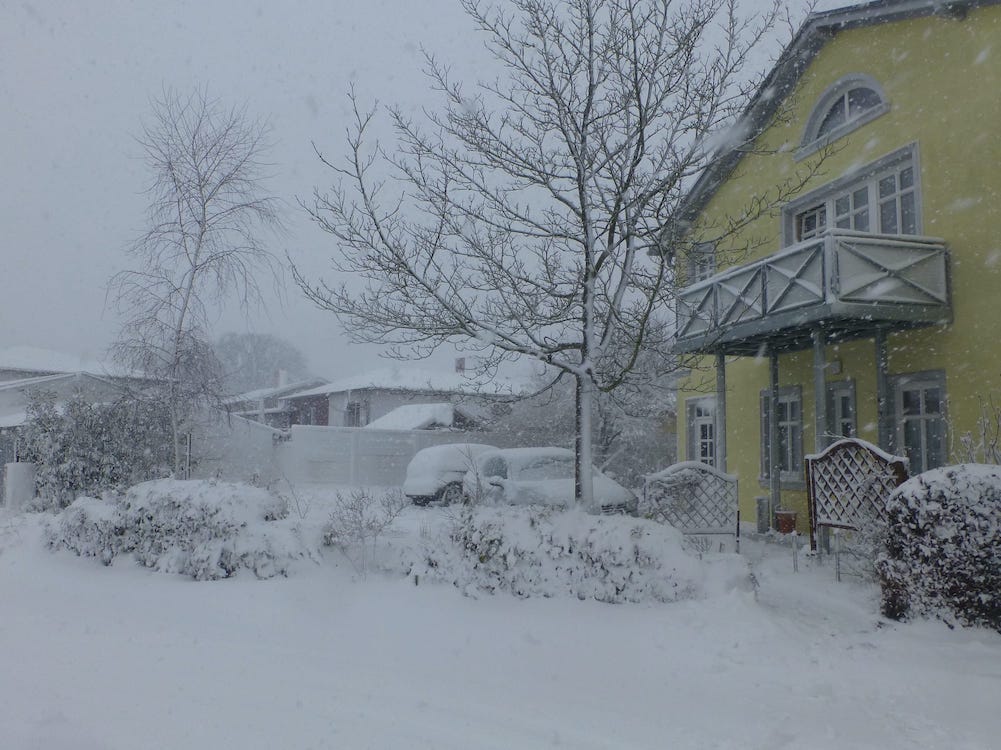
[877,464,1001,630]
[20,391,171,508]
[416,505,747,603]
[45,495,125,565]
[322,488,409,574]
[47,480,308,580]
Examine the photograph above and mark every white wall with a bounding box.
[281,425,522,486]
[191,413,283,485]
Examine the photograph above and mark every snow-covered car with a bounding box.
[462,447,637,515]
[403,443,497,505]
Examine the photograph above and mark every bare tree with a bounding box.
[111,88,283,475]
[293,0,819,506]
[215,332,308,395]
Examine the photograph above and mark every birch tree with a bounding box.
[111,89,283,475]
[293,0,812,505]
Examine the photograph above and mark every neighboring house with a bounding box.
[223,378,329,429]
[283,364,522,428]
[670,0,1000,532]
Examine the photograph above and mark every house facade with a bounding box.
[223,378,329,429]
[283,365,522,428]
[673,0,1001,532]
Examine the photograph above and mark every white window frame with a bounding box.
[760,386,804,486]
[783,145,922,246]
[797,74,890,160]
[891,371,947,474]
[344,401,365,427]
[686,242,717,284]
[826,379,857,441]
[686,396,717,467]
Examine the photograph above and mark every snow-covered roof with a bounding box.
[0,345,139,379]
[0,410,29,428]
[0,372,78,392]
[365,403,479,431]
[222,378,330,405]
[287,366,525,400]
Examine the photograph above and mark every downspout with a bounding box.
[769,347,781,526]
[715,351,727,472]
[813,329,828,452]
[875,328,891,451]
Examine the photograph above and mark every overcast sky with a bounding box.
[2,0,804,381]
[1,0,495,380]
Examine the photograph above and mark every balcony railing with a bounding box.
[675,230,950,354]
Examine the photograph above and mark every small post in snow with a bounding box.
[791,530,799,573]
[833,528,842,582]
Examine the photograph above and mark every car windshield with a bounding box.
[481,456,508,479]
[517,455,575,481]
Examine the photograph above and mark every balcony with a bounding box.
[675,230,951,355]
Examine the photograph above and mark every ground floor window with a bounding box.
[892,372,947,473]
[760,386,804,484]
[686,396,716,467]
[826,380,857,440]
[345,401,368,427]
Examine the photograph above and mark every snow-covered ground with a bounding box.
[1,491,999,750]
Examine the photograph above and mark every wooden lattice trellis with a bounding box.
[806,438,909,550]
[642,462,739,551]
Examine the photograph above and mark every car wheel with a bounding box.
[437,482,465,505]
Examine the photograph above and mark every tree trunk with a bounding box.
[575,371,595,509]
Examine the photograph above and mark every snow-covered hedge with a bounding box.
[877,464,1001,630]
[415,506,748,603]
[47,480,309,580]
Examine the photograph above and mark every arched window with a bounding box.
[798,75,888,158]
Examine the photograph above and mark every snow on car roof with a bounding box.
[479,447,575,468]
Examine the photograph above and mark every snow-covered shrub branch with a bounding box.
[322,488,409,574]
[47,480,309,580]
[19,391,172,509]
[877,465,1001,631]
[415,505,748,603]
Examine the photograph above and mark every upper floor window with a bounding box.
[687,242,717,284]
[785,146,920,244]
[798,75,889,159]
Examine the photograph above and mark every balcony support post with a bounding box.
[769,347,781,525]
[812,329,828,451]
[715,351,727,472]
[875,327,891,451]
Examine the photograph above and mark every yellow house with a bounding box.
[672,0,1001,538]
